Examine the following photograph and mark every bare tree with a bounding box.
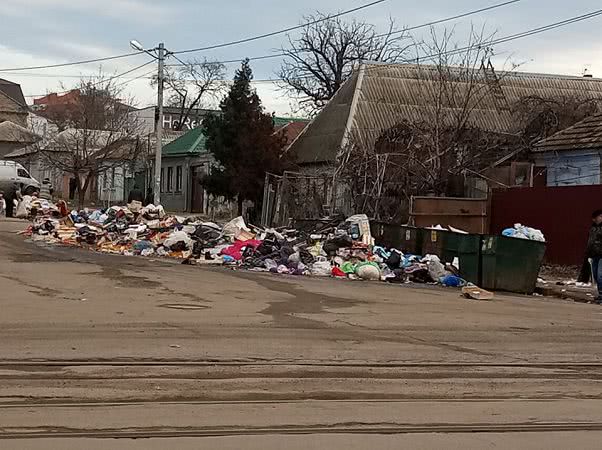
[38,74,145,208]
[336,26,520,221]
[160,58,227,130]
[279,13,409,113]
[515,95,602,145]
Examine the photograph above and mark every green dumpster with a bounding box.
[421,229,482,285]
[481,235,546,294]
[370,222,422,254]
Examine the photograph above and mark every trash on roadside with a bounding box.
[21,206,542,297]
[462,285,494,300]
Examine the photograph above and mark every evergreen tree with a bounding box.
[202,59,286,215]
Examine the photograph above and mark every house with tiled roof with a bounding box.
[533,112,602,186]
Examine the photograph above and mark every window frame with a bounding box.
[166,166,174,192]
[175,166,183,193]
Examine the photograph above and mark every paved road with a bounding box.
[1,218,602,448]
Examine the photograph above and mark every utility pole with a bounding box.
[154,43,165,206]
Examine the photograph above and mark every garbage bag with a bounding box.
[441,274,466,287]
[311,258,332,277]
[502,224,546,242]
[422,254,447,280]
[133,240,154,252]
[163,230,194,250]
[355,261,381,281]
[323,235,353,256]
[340,262,357,274]
[222,216,250,239]
[141,248,155,257]
[385,250,402,269]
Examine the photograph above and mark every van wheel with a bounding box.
[23,186,36,195]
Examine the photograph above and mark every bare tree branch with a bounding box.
[35,73,146,207]
[158,58,227,130]
[278,12,410,114]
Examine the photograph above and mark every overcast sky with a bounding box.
[1,0,601,116]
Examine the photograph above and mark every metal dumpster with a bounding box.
[481,235,546,294]
[421,229,482,285]
[370,222,422,254]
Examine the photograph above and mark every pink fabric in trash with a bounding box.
[220,239,262,261]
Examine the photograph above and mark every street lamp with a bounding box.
[130,39,169,206]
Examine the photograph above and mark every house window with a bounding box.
[175,166,183,192]
[167,167,174,192]
[160,168,165,192]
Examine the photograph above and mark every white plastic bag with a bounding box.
[422,254,448,281]
[311,258,332,277]
[163,231,193,250]
[222,216,250,239]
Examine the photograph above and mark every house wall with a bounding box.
[98,166,126,204]
[130,107,211,135]
[160,156,190,212]
[536,150,602,187]
[161,155,216,213]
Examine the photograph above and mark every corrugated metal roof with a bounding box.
[0,121,40,144]
[162,127,207,157]
[288,71,359,165]
[0,78,27,106]
[533,112,602,153]
[289,62,602,164]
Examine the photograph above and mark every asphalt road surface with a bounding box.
[1,218,602,449]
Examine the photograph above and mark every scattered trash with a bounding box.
[502,224,546,242]
[22,206,523,296]
[462,285,494,300]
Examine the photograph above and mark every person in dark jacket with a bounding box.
[127,185,144,204]
[144,187,154,206]
[586,209,602,304]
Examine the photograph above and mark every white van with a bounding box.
[0,160,41,197]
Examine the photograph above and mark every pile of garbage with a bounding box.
[24,207,467,286]
[25,201,230,261]
[502,224,546,242]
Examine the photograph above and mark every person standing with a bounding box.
[127,185,144,204]
[144,187,154,206]
[586,209,602,305]
[0,191,6,218]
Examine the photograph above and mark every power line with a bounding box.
[173,0,389,55]
[0,0,386,72]
[289,8,602,73]
[23,60,155,97]
[1,0,520,73]
[423,9,602,62]
[168,0,523,67]
[381,0,522,37]
[23,5,602,99]
[0,52,143,73]
[18,7,602,100]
